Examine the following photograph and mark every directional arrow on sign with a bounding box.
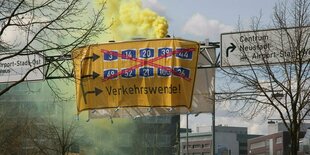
[226,43,236,57]
[83,53,100,61]
[84,87,103,96]
[81,71,100,79]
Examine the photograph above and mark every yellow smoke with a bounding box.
[96,0,168,41]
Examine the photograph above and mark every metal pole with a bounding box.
[186,113,189,155]
[212,47,216,155]
[212,103,215,155]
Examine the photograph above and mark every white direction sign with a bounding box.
[221,27,310,67]
[0,54,44,83]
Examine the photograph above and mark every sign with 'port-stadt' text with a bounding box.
[72,39,199,113]
[0,54,44,82]
[221,27,310,67]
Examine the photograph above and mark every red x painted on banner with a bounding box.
[101,48,195,82]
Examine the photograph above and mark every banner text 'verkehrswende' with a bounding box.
[106,84,181,95]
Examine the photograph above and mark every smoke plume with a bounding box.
[97,0,168,41]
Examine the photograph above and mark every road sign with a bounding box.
[0,54,44,83]
[221,27,310,67]
[72,39,200,113]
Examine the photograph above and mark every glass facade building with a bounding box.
[0,82,180,155]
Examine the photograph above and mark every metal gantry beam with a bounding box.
[44,54,74,79]
[43,43,221,80]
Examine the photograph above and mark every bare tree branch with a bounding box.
[219,0,310,154]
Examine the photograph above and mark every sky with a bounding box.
[143,0,279,41]
[142,0,281,135]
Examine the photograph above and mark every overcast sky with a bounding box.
[143,0,281,135]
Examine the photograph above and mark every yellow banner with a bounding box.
[72,39,199,113]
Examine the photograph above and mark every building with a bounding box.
[180,125,260,155]
[130,115,180,155]
[247,121,310,155]
[247,131,308,155]
[180,132,212,155]
[267,120,310,134]
[248,131,291,155]
[0,82,180,155]
[300,128,310,154]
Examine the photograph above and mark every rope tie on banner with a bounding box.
[167,107,174,112]
[147,107,153,112]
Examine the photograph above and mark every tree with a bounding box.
[27,117,81,155]
[0,82,81,155]
[219,0,310,154]
[0,101,32,154]
[0,0,108,96]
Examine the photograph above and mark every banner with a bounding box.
[72,39,200,113]
[88,47,216,118]
[89,48,216,119]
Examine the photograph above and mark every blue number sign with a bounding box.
[173,67,190,78]
[139,48,154,58]
[139,67,154,78]
[103,50,118,61]
[122,49,136,60]
[104,69,118,79]
[158,48,172,58]
[176,48,193,60]
[121,69,136,78]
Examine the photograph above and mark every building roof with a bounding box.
[180,132,212,138]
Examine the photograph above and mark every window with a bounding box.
[265,140,270,148]
[118,134,131,146]
[69,144,80,153]
[276,137,283,144]
[157,134,171,146]
[193,144,201,149]
[204,144,210,148]
[240,142,247,147]
[250,141,266,149]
